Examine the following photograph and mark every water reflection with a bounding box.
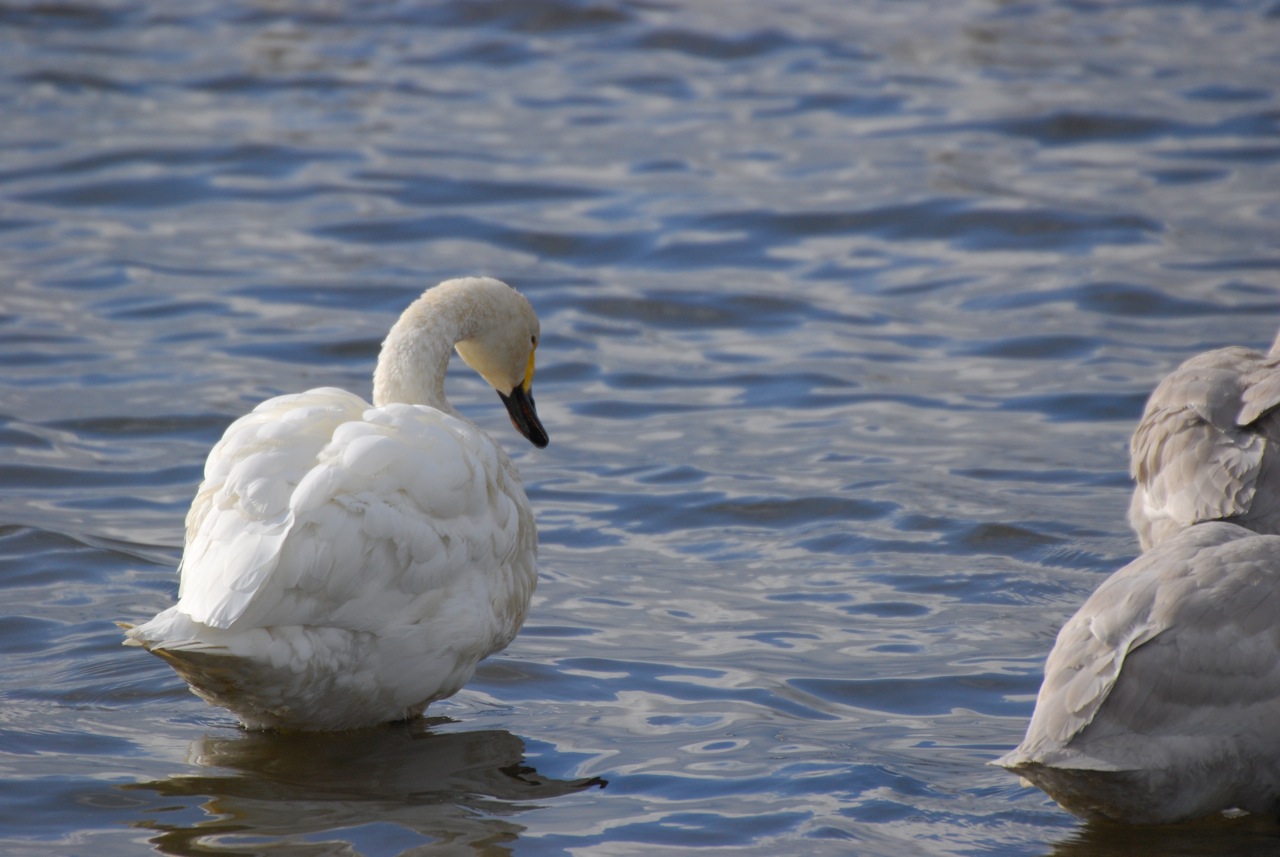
[123,719,605,855]
[1048,815,1280,857]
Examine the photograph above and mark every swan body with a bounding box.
[1129,333,1280,550]
[124,277,548,730]
[995,522,1280,823]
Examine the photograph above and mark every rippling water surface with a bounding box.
[3,1,1280,854]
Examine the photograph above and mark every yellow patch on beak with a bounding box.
[522,347,536,393]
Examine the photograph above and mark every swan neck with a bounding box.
[371,294,474,411]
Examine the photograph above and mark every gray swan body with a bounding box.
[999,331,1280,822]
[996,522,1280,823]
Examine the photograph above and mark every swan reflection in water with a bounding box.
[1046,813,1280,857]
[122,718,605,855]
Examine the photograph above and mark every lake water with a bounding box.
[3,1,1280,854]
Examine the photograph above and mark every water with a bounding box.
[2,0,1280,853]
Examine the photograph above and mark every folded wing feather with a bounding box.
[173,389,525,641]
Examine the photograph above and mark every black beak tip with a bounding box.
[499,388,549,449]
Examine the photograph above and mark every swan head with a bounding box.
[452,279,549,449]
[373,277,549,448]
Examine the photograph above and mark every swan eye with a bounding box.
[531,335,538,347]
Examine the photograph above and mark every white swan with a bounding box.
[1129,332,1280,550]
[994,521,1280,823]
[123,277,548,731]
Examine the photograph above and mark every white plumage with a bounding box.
[1129,332,1280,550]
[995,522,1280,822]
[124,277,548,730]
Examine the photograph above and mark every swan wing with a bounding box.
[1002,523,1280,770]
[1089,542,1280,745]
[176,388,369,628]
[177,397,534,652]
[256,402,534,644]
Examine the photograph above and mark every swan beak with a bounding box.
[499,385,548,448]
